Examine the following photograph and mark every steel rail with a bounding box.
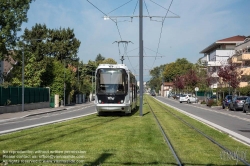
[151,96,250,166]
[145,97,183,166]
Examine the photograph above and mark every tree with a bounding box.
[95,54,105,63]
[193,58,208,91]
[11,53,46,87]
[101,58,117,64]
[184,69,199,93]
[21,23,49,61]
[173,75,185,92]
[163,58,193,82]
[48,27,81,61]
[148,64,166,92]
[49,60,72,101]
[0,0,33,59]
[218,62,243,94]
[20,24,81,61]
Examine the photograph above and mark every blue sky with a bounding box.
[20,0,250,81]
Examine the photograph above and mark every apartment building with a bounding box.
[229,37,250,87]
[199,35,246,88]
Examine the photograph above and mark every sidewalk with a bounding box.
[0,102,91,122]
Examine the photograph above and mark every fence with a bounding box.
[0,86,49,106]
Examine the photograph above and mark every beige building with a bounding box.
[160,82,174,97]
[200,35,246,88]
[229,37,250,87]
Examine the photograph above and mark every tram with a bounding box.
[94,64,137,115]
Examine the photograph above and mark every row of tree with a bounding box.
[148,58,249,96]
[0,1,118,103]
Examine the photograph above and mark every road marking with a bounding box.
[0,105,95,125]
[0,112,96,135]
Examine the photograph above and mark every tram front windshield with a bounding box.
[96,68,128,94]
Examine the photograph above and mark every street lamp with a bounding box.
[21,39,43,111]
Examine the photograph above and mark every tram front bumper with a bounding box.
[96,103,131,113]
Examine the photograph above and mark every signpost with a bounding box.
[195,87,199,103]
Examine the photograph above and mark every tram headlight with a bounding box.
[98,100,102,103]
[120,100,124,104]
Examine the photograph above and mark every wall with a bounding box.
[0,102,50,114]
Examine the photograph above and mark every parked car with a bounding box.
[179,94,197,103]
[151,92,156,96]
[222,95,233,109]
[243,96,250,113]
[229,96,248,111]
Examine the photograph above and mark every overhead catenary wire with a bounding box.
[150,0,174,70]
[107,0,134,15]
[149,0,180,17]
[87,0,178,82]
[86,0,137,74]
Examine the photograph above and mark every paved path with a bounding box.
[0,102,92,122]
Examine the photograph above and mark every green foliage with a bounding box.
[95,53,105,64]
[24,53,46,87]
[11,53,46,87]
[237,85,250,96]
[20,24,81,61]
[148,64,166,91]
[49,60,71,101]
[0,0,33,59]
[163,58,193,82]
[101,58,117,64]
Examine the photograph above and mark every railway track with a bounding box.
[145,95,250,166]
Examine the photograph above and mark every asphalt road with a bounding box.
[155,96,250,145]
[0,103,96,135]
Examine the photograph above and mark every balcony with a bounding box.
[239,53,250,61]
[207,61,221,66]
[231,56,242,63]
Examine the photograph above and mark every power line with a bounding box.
[144,0,150,17]
[107,0,134,15]
[149,0,179,17]
[150,0,174,70]
[133,0,139,15]
[144,47,165,56]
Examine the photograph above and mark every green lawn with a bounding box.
[0,95,249,166]
[146,95,250,166]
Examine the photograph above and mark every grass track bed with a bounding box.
[0,95,249,165]
[146,95,250,165]
[0,106,176,165]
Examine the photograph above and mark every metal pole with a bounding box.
[92,71,94,100]
[139,0,143,116]
[22,47,24,111]
[77,63,79,104]
[64,59,66,106]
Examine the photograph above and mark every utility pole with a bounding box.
[88,0,180,117]
[139,0,143,116]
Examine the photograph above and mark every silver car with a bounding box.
[179,94,197,103]
[229,96,248,111]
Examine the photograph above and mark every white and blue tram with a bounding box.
[95,64,137,115]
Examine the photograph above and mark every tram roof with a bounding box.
[97,64,129,70]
